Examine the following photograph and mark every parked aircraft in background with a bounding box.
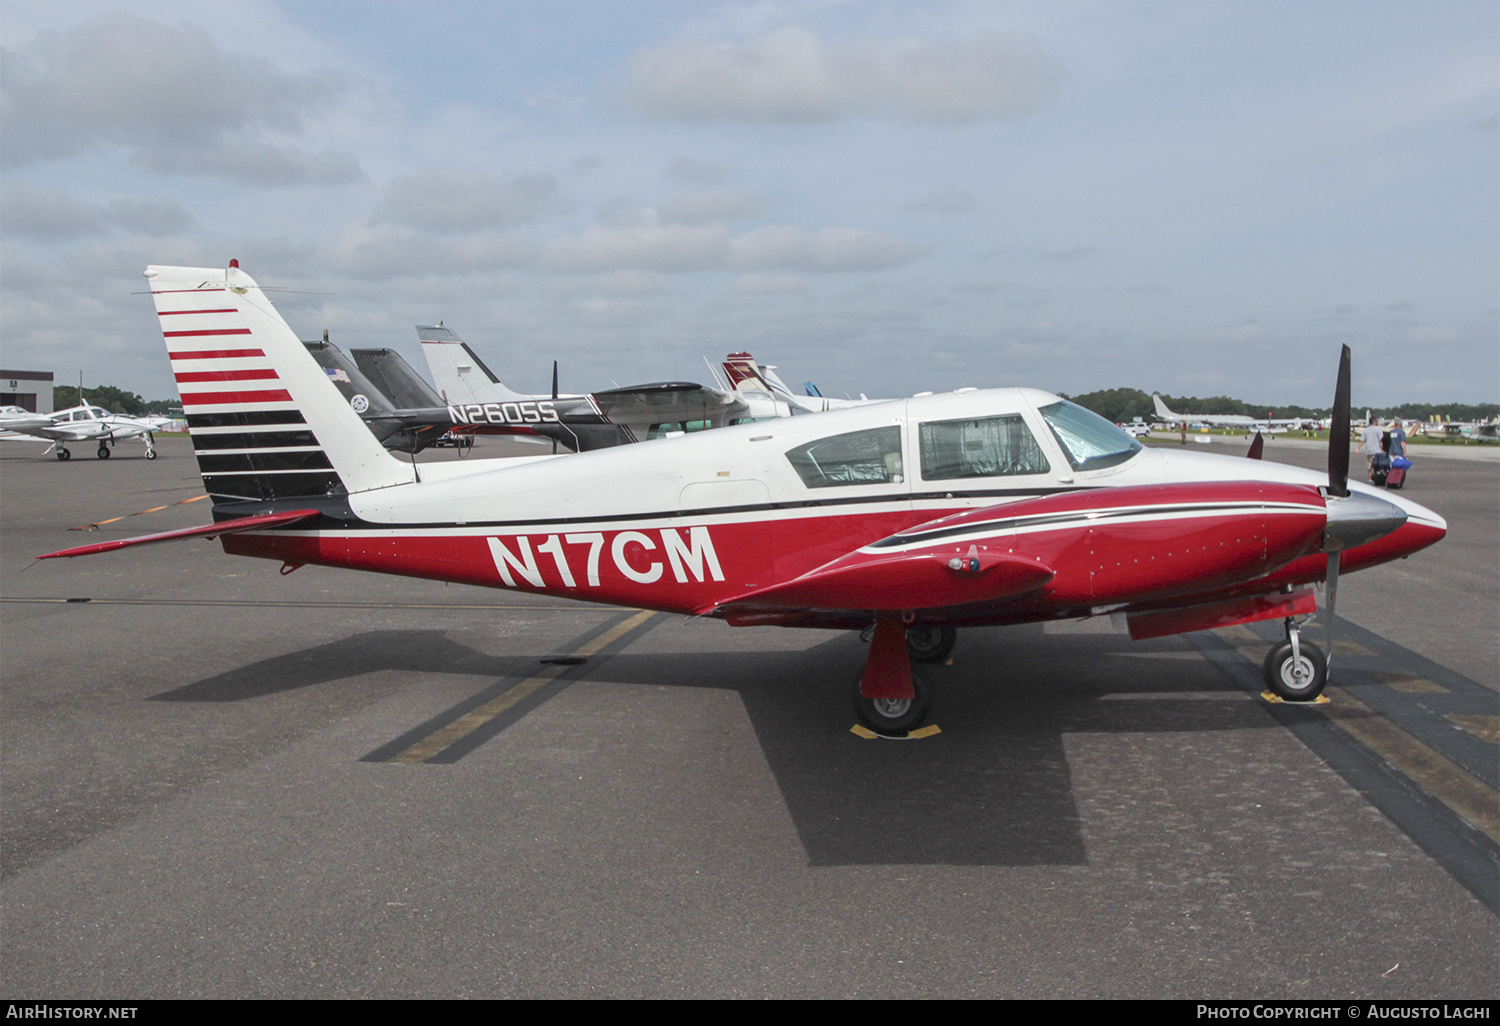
[0,404,173,460]
[720,352,874,413]
[1151,394,1311,432]
[42,263,1447,738]
[1415,418,1499,442]
[303,334,489,454]
[420,324,801,448]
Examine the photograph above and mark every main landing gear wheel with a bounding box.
[144,448,157,460]
[1262,641,1328,701]
[905,625,957,663]
[96,445,110,459]
[852,667,932,736]
[55,448,71,461]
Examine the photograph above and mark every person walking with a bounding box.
[1359,415,1383,481]
[1388,419,1408,459]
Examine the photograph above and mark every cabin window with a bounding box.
[646,419,712,439]
[919,414,1049,479]
[785,426,903,488]
[1038,400,1143,471]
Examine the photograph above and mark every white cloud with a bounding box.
[544,222,731,273]
[330,224,539,280]
[0,184,195,239]
[625,27,1059,123]
[0,183,101,239]
[729,225,922,272]
[729,273,808,294]
[541,218,918,275]
[659,189,761,225]
[904,187,978,215]
[0,13,361,186]
[665,156,728,184]
[377,171,559,233]
[102,198,196,237]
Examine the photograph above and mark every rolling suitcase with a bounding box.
[1387,455,1410,490]
[1371,452,1391,487]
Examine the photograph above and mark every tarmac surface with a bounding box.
[1,432,1495,998]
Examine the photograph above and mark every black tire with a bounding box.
[906,624,957,663]
[56,448,71,461]
[1262,641,1328,701]
[145,449,157,460]
[97,445,110,459]
[852,666,932,735]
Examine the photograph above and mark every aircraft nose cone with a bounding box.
[1323,490,1408,551]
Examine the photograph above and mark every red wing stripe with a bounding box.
[158,309,237,316]
[162,328,253,337]
[169,349,266,360]
[174,369,280,383]
[180,389,294,406]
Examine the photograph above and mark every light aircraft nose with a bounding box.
[1331,487,1446,569]
[1323,490,1407,552]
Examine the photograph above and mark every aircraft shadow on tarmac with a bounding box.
[149,630,544,703]
[149,622,1281,868]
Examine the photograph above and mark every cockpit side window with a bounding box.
[919,414,1049,479]
[785,426,903,488]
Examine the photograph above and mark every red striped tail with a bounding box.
[146,263,409,504]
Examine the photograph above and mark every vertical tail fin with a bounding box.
[349,347,445,409]
[418,324,527,404]
[148,263,410,503]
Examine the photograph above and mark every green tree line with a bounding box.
[53,385,179,417]
[1058,386,1497,424]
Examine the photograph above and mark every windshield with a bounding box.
[1038,400,1143,472]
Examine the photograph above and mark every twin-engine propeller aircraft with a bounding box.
[40,263,1447,735]
[0,404,174,460]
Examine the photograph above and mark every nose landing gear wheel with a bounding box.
[905,625,957,663]
[145,448,157,460]
[852,667,932,735]
[1262,641,1328,701]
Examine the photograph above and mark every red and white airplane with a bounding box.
[40,263,1447,735]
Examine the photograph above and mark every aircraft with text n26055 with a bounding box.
[421,323,794,449]
[39,263,1447,736]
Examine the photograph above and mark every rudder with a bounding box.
[148,262,410,503]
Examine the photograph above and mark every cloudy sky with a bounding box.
[2,1,1495,408]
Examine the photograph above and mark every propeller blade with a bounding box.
[552,361,559,400]
[1247,431,1264,460]
[1328,345,1351,497]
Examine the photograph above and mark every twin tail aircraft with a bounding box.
[40,263,1447,736]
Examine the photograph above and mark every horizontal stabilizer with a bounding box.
[39,509,319,560]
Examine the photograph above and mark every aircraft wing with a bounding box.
[0,414,56,433]
[709,547,1055,614]
[0,418,69,439]
[588,382,749,425]
[702,480,1332,620]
